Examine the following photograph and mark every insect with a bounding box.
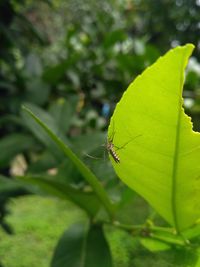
[106,138,120,163]
[84,120,141,163]
[107,120,141,164]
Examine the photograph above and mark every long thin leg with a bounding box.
[115,134,142,151]
[83,152,101,160]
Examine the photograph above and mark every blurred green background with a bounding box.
[1,0,200,266]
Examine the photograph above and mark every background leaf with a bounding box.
[109,44,200,232]
[140,238,171,252]
[22,106,115,219]
[21,103,69,162]
[48,97,78,133]
[51,222,113,267]
[0,134,36,168]
[17,175,100,217]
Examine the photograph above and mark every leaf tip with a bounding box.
[177,43,195,58]
[21,105,34,118]
[21,105,29,113]
[185,43,195,50]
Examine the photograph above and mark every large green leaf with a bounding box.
[108,44,200,232]
[51,222,113,267]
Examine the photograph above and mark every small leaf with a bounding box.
[109,44,200,232]
[140,237,171,252]
[51,223,113,267]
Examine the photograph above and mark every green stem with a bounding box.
[112,221,176,235]
[110,221,187,246]
[149,233,185,246]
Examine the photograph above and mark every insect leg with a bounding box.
[115,134,142,151]
[83,152,101,160]
[108,118,116,142]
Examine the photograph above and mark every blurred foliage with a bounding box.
[1,0,200,266]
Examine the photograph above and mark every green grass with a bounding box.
[0,195,133,267]
[0,195,192,267]
[0,196,85,267]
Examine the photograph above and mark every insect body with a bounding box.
[107,131,142,164]
[106,139,120,163]
[107,119,141,164]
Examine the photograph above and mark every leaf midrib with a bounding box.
[171,54,185,232]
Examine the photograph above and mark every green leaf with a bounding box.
[140,238,171,252]
[51,222,113,267]
[21,103,68,142]
[49,97,78,133]
[21,103,69,162]
[149,230,185,246]
[22,106,115,219]
[108,44,199,232]
[0,175,29,200]
[183,223,200,240]
[17,175,100,216]
[84,224,112,267]
[0,175,25,192]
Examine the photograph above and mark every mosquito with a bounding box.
[106,134,120,163]
[83,131,121,162]
[84,121,141,163]
[107,121,141,164]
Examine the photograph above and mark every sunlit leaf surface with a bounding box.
[109,44,200,232]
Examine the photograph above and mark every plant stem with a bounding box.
[109,221,188,246]
[112,221,176,234]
